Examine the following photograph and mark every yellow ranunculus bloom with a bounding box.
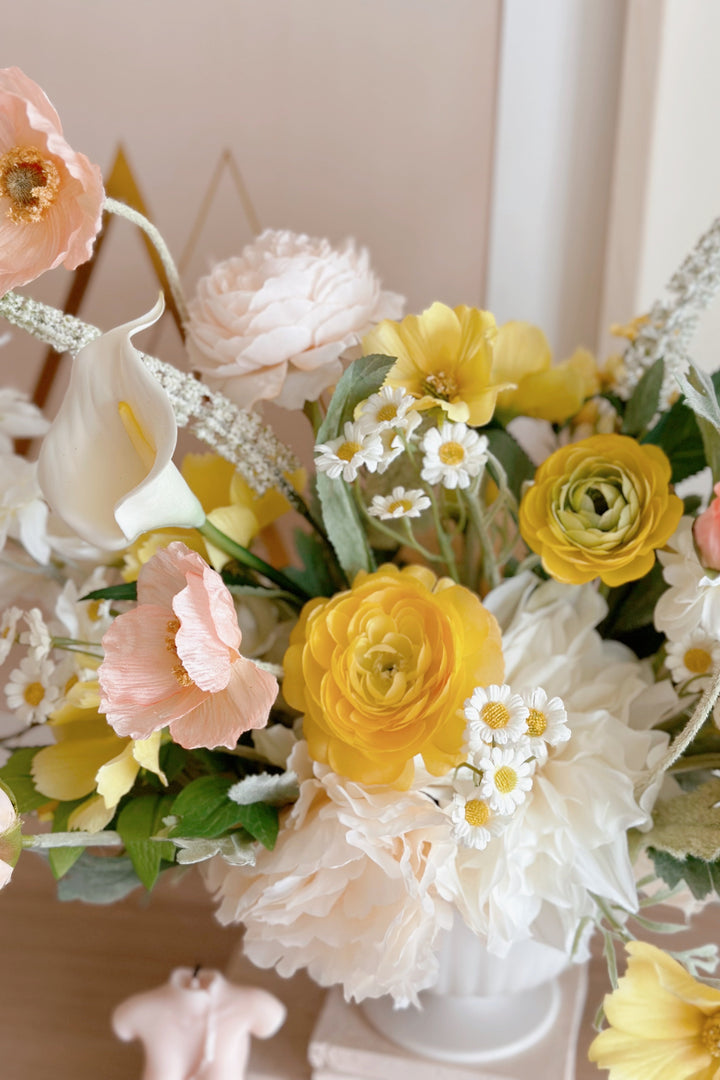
[493,321,600,424]
[362,302,512,426]
[283,564,504,788]
[589,942,720,1079]
[519,434,683,587]
[31,680,166,831]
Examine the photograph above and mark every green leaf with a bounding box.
[234,802,279,850]
[646,780,720,862]
[169,775,246,839]
[647,847,720,900]
[485,429,536,500]
[116,794,176,890]
[600,561,667,635]
[0,748,48,813]
[57,852,142,904]
[317,354,397,437]
[643,398,707,483]
[622,358,664,436]
[283,528,337,598]
[80,582,137,602]
[158,742,189,785]
[48,800,84,879]
[314,354,395,580]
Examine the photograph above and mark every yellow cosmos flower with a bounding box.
[31,680,166,832]
[123,452,304,578]
[493,321,600,424]
[362,302,511,426]
[519,433,683,587]
[589,942,720,1080]
[283,564,504,788]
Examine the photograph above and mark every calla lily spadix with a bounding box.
[38,296,205,550]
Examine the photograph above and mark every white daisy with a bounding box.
[314,421,384,482]
[518,687,570,764]
[4,655,60,726]
[0,388,49,453]
[464,683,528,749]
[356,386,421,435]
[448,775,508,851]
[375,428,405,474]
[665,629,720,689]
[368,487,431,521]
[420,422,488,490]
[0,607,23,665]
[478,744,535,815]
[20,608,53,661]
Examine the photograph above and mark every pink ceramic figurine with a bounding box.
[112,967,286,1080]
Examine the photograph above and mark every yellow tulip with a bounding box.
[493,321,600,424]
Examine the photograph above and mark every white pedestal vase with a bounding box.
[360,917,573,1065]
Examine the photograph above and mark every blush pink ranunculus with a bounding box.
[694,482,720,571]
[98,543,278,750]
[0,67,104,297]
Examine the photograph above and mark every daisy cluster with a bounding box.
[314,385,489,523]
[448,683,570,852]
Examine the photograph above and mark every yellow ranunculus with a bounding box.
[519,434,683,587]
[283,564,504,788]
[589,942,720,1079]
[493,321,600,424]
[362,302,512,426]
[31,680,166,831]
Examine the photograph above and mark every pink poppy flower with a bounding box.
[695,482,720,571]
[0,67,104,296]
[98,543,278,750]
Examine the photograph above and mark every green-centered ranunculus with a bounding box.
[519,433,683,586]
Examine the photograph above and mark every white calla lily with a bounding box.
[38,296,205,550]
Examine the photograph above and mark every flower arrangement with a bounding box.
[4,67,720,1071]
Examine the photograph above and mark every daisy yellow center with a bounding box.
[86,600,104,623]
[165,618,193,688]
[0,146,60,224]
[337,441,361,462]
[23,682,45,707]
[464,798,490,827]
[438,441,466,466]
[377,404,398,422]
[684,647,712,675]
[389,499,413,514]
[494,765,517,794]
[482,701,510,729]
[701,1013,720,1058]
[423,371,459,401]
[527,708,547,737]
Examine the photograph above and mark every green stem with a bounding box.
[425,488,460,582]
[463,487,501,589]
[303,400,325,436]
[198,521,311,602]
[668,752,720,773]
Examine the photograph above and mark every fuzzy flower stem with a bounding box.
[22,830,123,849]
[198,521,311,602]
[104,197,189,326]
[425,487,460,583]
[637,664,720,797]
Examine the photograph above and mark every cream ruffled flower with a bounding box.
[205,742,454,1005]
[655,517,720,641]
[187,229,404,410]
[436,573,670,959]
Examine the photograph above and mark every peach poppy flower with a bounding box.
[98,543,278,750]
[0,67,104,296]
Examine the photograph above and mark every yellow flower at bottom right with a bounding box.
[589,941,720,1079]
